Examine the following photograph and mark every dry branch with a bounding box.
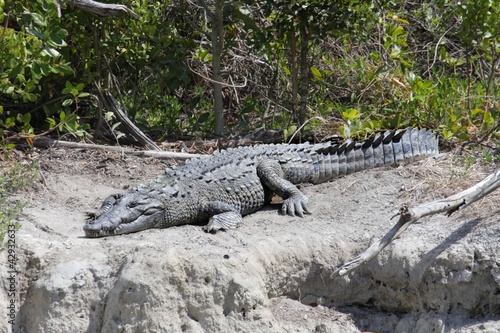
[333,168,500,277]
[58,0,140,19]
[33,137,202,160]
[102,92,161,151]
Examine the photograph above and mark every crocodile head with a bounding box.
[83,189,166,238]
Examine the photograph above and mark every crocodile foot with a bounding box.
[281,194,311,217]
[204,211,243,233]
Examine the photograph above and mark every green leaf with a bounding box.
[389,46,401,58]
[104,112,115,121]
[16,74,26,84]
[75,83,85,91]
[391,25,405,37]
[310,66,322,79]
[340,125,350,139]
[36,61,49,75]
[77,92,90,98]
[111,122,121,131]
[31,62,42,77]
[483,111,493,126]
[393,16,409,25]
[42,45,60,58]
[342,108,359,120]
[471,108,482,116]
[25,79,36,92]
[47,33,67,47]
[56,64,74,75]
[416,80,433,89]
[5,117,15,128]
[47,117,56,128]
[21,113,31,124]
[26,27,44,39]
[30,12,46,27]
[9,65,22,79]
[62,99,73,107]
[25,93,38,102]
[55,28,69,39]
[442,128,453,139]
[199,49,210,61]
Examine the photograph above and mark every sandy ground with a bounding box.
[0,144,499,333]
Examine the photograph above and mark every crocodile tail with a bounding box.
[311,128,439,184]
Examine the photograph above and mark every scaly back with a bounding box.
[164,127,438,185]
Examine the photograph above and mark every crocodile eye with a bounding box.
[128,201,139,208]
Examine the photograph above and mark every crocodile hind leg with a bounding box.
[257,159,311,217]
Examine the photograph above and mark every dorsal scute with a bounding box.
[163,130,437,184]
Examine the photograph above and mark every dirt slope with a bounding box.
[1,147,499,333]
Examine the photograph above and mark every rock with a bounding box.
[1,150,499,333]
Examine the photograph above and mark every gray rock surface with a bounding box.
[1,148,498,332]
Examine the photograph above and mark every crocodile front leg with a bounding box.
[257,159,311,217]
[203,201,244,232]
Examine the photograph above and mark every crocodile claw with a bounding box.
[281,194,311,217]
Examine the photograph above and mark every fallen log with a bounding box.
[33,137,202,160]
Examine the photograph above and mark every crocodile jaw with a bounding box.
[84,208,164,238]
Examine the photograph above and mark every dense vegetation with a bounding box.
[0,0,498,145]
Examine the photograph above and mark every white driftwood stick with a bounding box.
[60,0,140,19]
[34,138,202,160]
[333,168,500,277]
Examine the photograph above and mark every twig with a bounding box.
[423,23,457,77]
[460,122,499,153]
[187,61,248,88]
[287,116,324,143]
[0,11,11,44]
[332,169,500,277]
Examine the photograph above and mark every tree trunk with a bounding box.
[212,0,224,136]
[289,28,298,126]
[298,25,310,127]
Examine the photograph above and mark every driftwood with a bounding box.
[57,0,140,19]
[34,137,201,160]
[333,169,500,277]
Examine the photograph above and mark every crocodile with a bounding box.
[83,127,439,237]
